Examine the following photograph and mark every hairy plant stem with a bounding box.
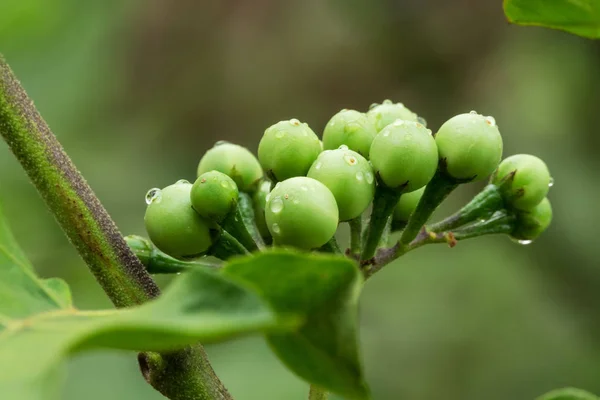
[0,56,231,400]
[308,385,329,400]
[361,184,401,261]
[348,216,363,256]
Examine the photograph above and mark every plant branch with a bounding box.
[0,55,231,400]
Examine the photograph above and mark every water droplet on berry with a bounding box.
[338,144,349,150]
[392,120,404,127]
[469,110,478,115]
[369,103,379,110]
[484,116,496,126]
[383,99,393,105]
[176,179,190,185]
[301,185,308,192]
[275,131,285,139]
[382,131,390,137]
[221,181,230,188]
[292,199,299,205]
[365,172,374,184]
[271,223,281,234]
[518,239,532,245]
[145,188,162,205]
[270,197,284,213]
[289,118,301,126]
[355,171,364,181]
[314,162,322,170]
[265,193,272,202]
[548,177,554,187]
[215,140,230,146]
[417,116,427,127]
[344,155,357,166]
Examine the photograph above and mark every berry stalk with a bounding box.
[361,185,401,261]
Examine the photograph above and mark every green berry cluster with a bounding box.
[139,100,553,266]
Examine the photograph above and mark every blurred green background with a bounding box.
[1,0,599,399]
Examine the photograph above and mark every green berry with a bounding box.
[322,109,378,158]
[367,100,419,132]
[252,180,271,239]
[191,171,239,222]
[435,112,503,181]
[307,148,375,221]
[511,197,552,241]
[369,120,438,192]
[491,154,551,211]
[144,181,216,259]
[393,187,425,223]
[197,142,263,192]
[265,177,338,249]
[258,119,321,181]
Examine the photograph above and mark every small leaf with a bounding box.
[0,202,294,400]
[504,0,600,39]
[537,387,600,400]
[224,250,369,400]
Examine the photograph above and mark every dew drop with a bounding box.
[314,162,323,170]
[365,172,374,184]
[338,144,349,150]
[469,110,478,115]
[344,155,358,166]
[215,140,230,146]
[382,131,390,137]
[289,118,301,126]
[301,185,309,192]
[265,193,272,202]
[221,181,230,188]
[355,171,364,181]
[176,179,190,185]
[292,199,300,205]
[270,197,284,213]
[369,102,379,110]
[484,116,496,127]
[271,223,281,234]
[383,99,392,105]
[548,177,554,187]
[145,188,162,205]
[518,240,533,245]
[417,116,428,127]
[392,120,405,127]
[275,131,285,139]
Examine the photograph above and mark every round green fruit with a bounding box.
[265,177,339,249]
[393,187,425,223]
[307,148,375,221]
[367,100,419,132]
[258,119,322,181]
[322,109,378,158]
[144,181,216,259]
[511,197,552,241]
[197,142,263,192]
[435,112,503,181]
[369,120,438,192]
[191,171,239,222]
[252,180,271,239]
[491,154,551,211]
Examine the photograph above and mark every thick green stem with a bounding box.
[209,230,250,260]
[125,235,222,273]
[361,185,401,261]
[308,385,329,400]
[348,217,363,256]
[238,192,265,249]
[0,56,231,400]
[222,207,260,252]
[399,170,459,246]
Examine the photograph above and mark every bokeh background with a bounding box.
[1,0,600,399]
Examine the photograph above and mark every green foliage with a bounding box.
[537,387,600,400]
[223,250,368,400]
[504,0,600,39]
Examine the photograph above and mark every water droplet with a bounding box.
[355,171,364,181]
[484,116,496,126]
[369,102,379,110]
[270,197,284,213]
[329,121,336,127]
[548,177,554,187]
[469,110,478,115]
[271,223,281,234]
[301,185,308,192]
[383,99,392,105]
[145,188,162,205]
[176,179,190,185]
[289,118,301,126]
[292,199,300,205]
[392,120,405,127]
[344,155,357,166]
[275,131,285,139]
[382,131,390,137]
[338,144,349,150]
[365,172,374,184]
[221,181,230,188]
[417,116,427,127]
[215,140,230,146]
[265,193,272,202]
[518,240,533,245]
[315,162,322,170]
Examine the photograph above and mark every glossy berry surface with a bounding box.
[367,100,419,132]
[265,177,338,249]
[258,119,321,182]
[307,148,375,221]
[322,109,378,158]
[435,112,503,181]
[369,120,438,192]
[492,154,551,211]
[393,187,425,223]
[191,171,239,222]
[197,142,263,192]
[511,197,552,241]
[144,181,216,259]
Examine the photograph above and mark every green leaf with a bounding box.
[504,0,600,39]
[0,203,292,400]
[537,388,600,400]
[223,250,369,400]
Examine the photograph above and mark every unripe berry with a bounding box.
[322,110,377,158]
[307,148,375,221]
[197,142,263,192]
[144,181,216,259]
[258,119,321,181]
[393,187,425,223]
[252,180,271,239]
[265,177,338,249]
[491,154,551,211]
[191,171,239,223]
[435,112,503,181]
[367,100,419,132]
[511,197,552,241]
[369,120,438,192]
